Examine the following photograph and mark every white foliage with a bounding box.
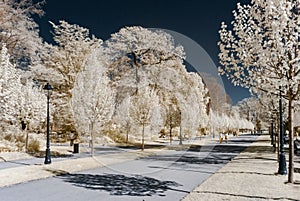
[114,95,132,138]
[218,0,300,99]
[19,83,47,130]
[0,0,44,66]
[72,49,115,137]
[129,87,161,128]
[106,26,185,62]
[0,44,22,126]
[218,2,300,179]
[107,26,210,139]
[33,20,103,133]
[0,44,47,134]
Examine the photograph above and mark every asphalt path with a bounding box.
[0,144,142,170]
[0,134,258,201]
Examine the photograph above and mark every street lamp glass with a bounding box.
[43,83,53,90]
[43,83,53,96]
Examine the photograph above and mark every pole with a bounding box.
[270,123,273,145]
[179,111,182,145]
[271,122,275,152]
[278,88,287,175]
[44,91,51,164]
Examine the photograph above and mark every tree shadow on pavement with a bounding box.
[58,173,187,196]
[209,145,248,154]
[243,145,274,154]
[142,143,252,169]
[142,152,233,166]
[29,150,73,158]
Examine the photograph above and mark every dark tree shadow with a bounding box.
[142,152,233,166]
[143,142,250,166]
[29,150,73,158]
[58,173,187,196]
[191,144,247,154]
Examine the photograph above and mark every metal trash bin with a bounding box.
[73,139,80,154]
[73,143,79,153]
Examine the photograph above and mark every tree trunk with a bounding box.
[21,121,28,153]
[142,124,145,151]
[25,131,29,153]
[169,125,172,145]
[126,121,129,144]
[288,99,294,183]
[277,132,280,161]
[90,123,94,156]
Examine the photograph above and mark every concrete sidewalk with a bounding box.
[0,148,164,188]
[183,134,300,201]
[0,136,215,188]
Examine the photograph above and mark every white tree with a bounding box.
[106,26,210,141]
[218,0,300,183]
[106,26,186,94]
[165,103,181,144]
[34,20,103,135]
[114,96,132,143]
[0,44,48,152]
[0,44,22,132]
[129,87,160,150]
[72,49,115,156]
[19,83,46,152]
[0,0,44,67]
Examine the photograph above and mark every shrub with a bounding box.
[16,142,24,152]
[103,129,127,143]
[4,134,12,142]
[27,139,40,153]
[15,135,25,143]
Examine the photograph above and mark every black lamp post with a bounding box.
[179,110,182,145]
[278,87,287,175]
[43,83,53,164]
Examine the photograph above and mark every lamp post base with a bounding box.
[44,148,51,164]
[278,152,287,175]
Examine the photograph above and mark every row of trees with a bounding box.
[218,0,300,183]
[0,1,254,154]
[0,44,47,151]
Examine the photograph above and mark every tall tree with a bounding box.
[165,102,181,144]
[106,26,186,95]
[218,0,300,182]
[0,44,22,131]
[129,87,160,150]
[19,82,47,152]
[0,0,45,68]
[107,26,210,140]
[71,49,115,156]
[114,96,132,143]
[34,20,102,135]
[0,44,47,146]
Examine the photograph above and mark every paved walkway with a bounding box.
[1,134,299,200]
[0,137,213,188]
[0,147,165,187]
[183,134,300,201]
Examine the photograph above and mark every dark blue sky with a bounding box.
[35,0,251,104]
